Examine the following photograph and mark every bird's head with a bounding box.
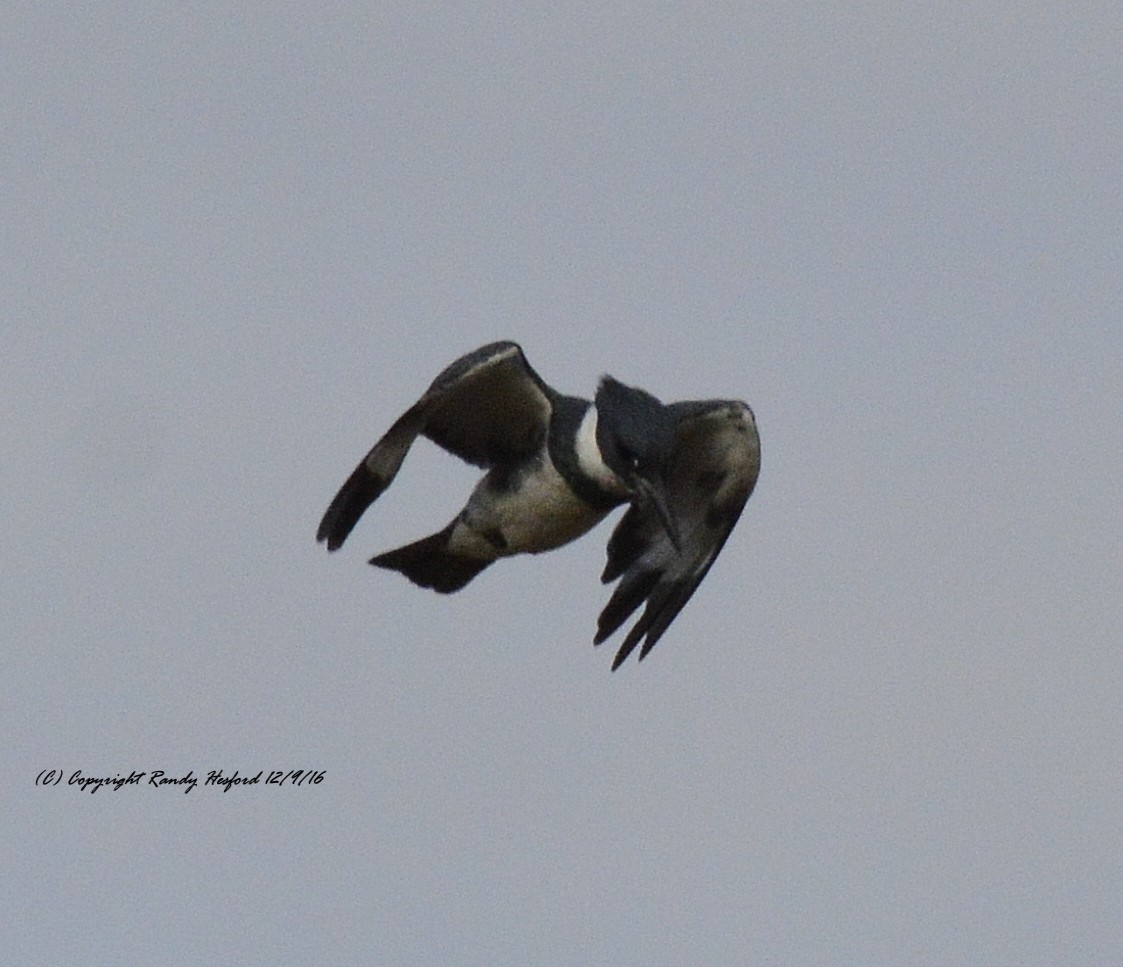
[594,376,682,551]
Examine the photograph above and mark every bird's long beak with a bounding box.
[634,476,682,552]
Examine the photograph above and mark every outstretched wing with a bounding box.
[316,341,553,551]
[595,400,760,669]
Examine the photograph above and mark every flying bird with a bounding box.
[316,341,760,669]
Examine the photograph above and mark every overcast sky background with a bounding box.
[5,3,1122,964]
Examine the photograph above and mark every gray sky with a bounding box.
[6,3,1122,964]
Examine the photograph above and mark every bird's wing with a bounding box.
[316,341,553,551]
[595,400,760,669]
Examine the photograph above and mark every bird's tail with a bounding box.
[370,523,491,593]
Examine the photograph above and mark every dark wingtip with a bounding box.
[316,462,386,552]
[317,529,343,552]
[610,636,640,671]
[315,514,341,550]
[595,624,628,670]
[315,517,336,550]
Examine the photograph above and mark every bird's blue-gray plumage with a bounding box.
[317,340,760,669]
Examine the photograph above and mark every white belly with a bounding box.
[449,455,611,559]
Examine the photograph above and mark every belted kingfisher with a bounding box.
[317,341,760,669]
